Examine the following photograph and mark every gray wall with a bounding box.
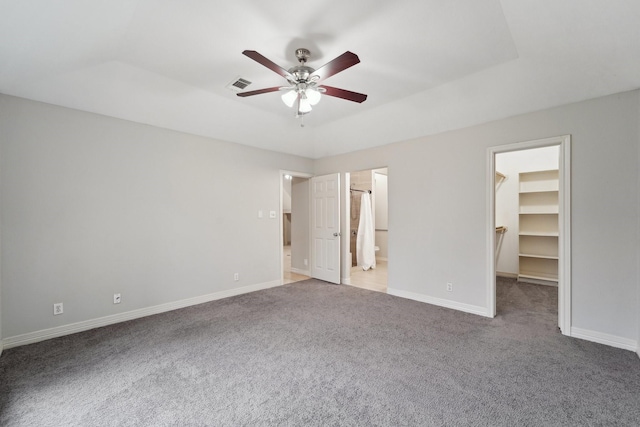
[1,90,639,349]
[0,95,313,338]
[0,183,2,352]
[315,90,640,343]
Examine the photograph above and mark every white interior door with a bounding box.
[310,173,341,284]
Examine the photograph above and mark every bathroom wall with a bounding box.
[374,169,389,260]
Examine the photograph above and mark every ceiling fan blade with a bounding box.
[319,85,368,103]
[312,51,360,81]
[236,86,283,97]
[242,50,293,80]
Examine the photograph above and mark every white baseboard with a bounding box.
[341,277,351,285]
[387,287,489,317]
[517,277,558,287]
[290,267,310,276]
[570,327,638,352]
[2,280,282,350]
[496,271,517,279]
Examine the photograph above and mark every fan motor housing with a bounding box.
[289,65,314,82]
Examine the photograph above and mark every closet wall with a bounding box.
[495,146,559,277]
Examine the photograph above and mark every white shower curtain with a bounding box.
[356,192,376,271]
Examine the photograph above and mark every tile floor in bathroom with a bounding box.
[283,245,388,293]
[349,260,388,293]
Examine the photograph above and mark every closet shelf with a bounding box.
[519,169,559,193]
[519,189,558,194]
[519,210,559,215]
[518,169,559,284]
[519,231,559,237]
[519,253,559,260]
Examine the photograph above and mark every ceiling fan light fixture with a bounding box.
[298,97,312,114]
[305,87,321,105]
[281,89,298,108]
[239,48,367,121]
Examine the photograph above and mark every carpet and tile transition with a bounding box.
[1,278,639,426]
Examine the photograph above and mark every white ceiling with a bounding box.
[1,0,639,158]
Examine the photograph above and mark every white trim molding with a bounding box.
[496,271,518,279]
[571,327,638,352]
[2,280,282,350]
[387,287,488,317]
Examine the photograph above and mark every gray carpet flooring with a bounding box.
[1,278,639,426]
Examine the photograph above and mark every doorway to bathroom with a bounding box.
[347,167,388,292]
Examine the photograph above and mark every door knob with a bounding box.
[333,232,341,237]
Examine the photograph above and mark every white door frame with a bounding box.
[486,135,571,334]
[342,172,352,284]
[280,170,313,285]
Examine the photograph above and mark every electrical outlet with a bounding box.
[446,282,453,292]
[113,293,121,304]
[53,303,63,315]
[234,273,239,281]
[269,210,276,219]
[304,258,308,266]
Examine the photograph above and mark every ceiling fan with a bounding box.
[237,48,367,119]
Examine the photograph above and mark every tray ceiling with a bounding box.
[1,0,639,158]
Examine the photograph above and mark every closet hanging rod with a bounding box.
[350,188,371,194]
